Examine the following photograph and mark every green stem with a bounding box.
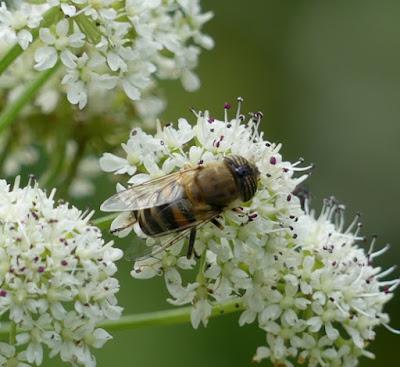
[74,13,102,44]
[0,300,244,338]
[0,44,22,76]
[9,321,16,345]
[40,119,69,188]
[102,300,244,331]
[0,6,62,75]
[0,129,14,174]
[0,64,60,135]
[196,247,208,283]
[40,140,67,188]
[57,137,87,197]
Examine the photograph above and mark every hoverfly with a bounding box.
[101,155,260,260]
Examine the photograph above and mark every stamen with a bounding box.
[388,280,400,292]
[264,227,289,235]
[333,300,350,316]
[354,222,363,238]
[354,266,365,284]
[352,305,374,318]
[288,164,315,172]
[294,174,309,186]
[249,112,263,142]
[320,199,329,219]
[253,111,263,135]
[382,323,400,335]
[336,208,345,232]
[370,244,391,259]
[235,96,243,120]
[13,176,21,190]
[345,213,361,234]
[291,158,305,167]
[376,265,396,279]
[28,174,36,187]
[224,102,231,123]
[83,210,95,222]
[378,279,400,287]
[361,350,376,359]
[189,107,198,117]
[367,235,378,256]
[48,188,56,200]
[359,292,386,297]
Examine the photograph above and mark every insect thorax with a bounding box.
[188,162,241,208]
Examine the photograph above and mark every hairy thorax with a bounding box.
[185,162,240,209]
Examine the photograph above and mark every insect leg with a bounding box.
[110,212,137,234]
[186,228,197,259]
[110,223,135,234]
[211,218,224,230]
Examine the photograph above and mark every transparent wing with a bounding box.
[101,169,197,212]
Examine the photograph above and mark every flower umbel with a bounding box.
[100,98,310,325]
[100,99,398,366]
[251,198,398,367]
[0,177,123,366]
[0,0,213,109]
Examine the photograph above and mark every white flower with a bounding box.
[0,3,42,50]
[100,127,166,177]
[156,118,194,149]
[0,342,30,367]
[34,19,85,71]
[0,177,123,366]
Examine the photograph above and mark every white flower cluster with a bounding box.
[0,0,213,109]
[100,100,398,367]
[0,177,123,366]
[251,199,397,367]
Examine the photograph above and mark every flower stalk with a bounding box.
[74,13,102,44]
[57,135,87,197]
[0,63,60,134]
[0,300,243,338]
[8,322,16,346]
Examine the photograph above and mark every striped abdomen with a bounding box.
[136,197,197,237]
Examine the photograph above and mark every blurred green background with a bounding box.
[48,0,400,366]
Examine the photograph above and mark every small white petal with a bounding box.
[61,3,76,16]
[181,70,200,91]
[60,49,77,69]
[122,79,140,100]
[34,46,57,71]
[39,28,55,45]
[253,346,270,362]
[17,29,32,50]
[99,153,131,174]
[56,19,69,37]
